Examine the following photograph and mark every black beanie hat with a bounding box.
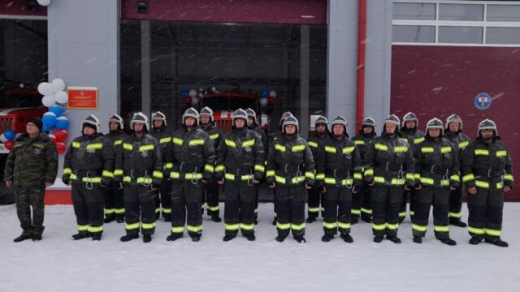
[28,117,43,132]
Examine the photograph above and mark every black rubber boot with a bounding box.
[14,234,32,243]
[449,218,467,227]
[72,232,90,240]
[275,235,287,242]
[120,234,139,242]
[413,236,422,244]
[143,234,152,243]
[166,233,183,242]
[223,235,236,242]
[321,234,334,242]
[341,233,354,243]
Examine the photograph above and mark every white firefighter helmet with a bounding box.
[200,106,214,123]
[182,107,199,125]
[279,111,294,127]
[362,117,376,128]
[282,115,299,134]
[151,111,167,127]
[232,108,248,127]
[478,119,498,137]
[426,118,444,135]
[108,114,124,130]
[446,114,463,130]
[315,115,329,127]
[130,112,149,131]
[330,115,347,133]
[384,114,401,133]
[402,112,419,128]
[82,115,101,133]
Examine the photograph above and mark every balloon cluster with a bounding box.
[182,89,200,106]
[260,90,276,106]
[0,129,17,150]
[38,78,69,107]
[38,78,70,155]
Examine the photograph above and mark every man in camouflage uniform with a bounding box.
[4,118,57,242]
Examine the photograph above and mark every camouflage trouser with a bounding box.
[14,187,45,236]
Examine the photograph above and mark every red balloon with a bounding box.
[268,97,275,105]
[184,96,192,104]
[56,142,66,154]
[5,140,15,150]
[48,134,56,143]
[54,129,68,143]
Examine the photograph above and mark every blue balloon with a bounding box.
[56,117,70,129]
[182,90,189,97]
[262,90,269,98]
[43,113,57,128]
[49,105,64,117]
[42,123,52,132]
[4,129,16,140]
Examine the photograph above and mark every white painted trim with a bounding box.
[393,20,520,27]
[392,42,520,47]
[395,0,519,5]
[0,14,47,20]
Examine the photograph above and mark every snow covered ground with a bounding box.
[1,203,519,292]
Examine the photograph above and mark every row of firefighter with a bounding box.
[59,107,513,246]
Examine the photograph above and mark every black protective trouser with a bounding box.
[123,184,156,235]
[448,184,464,220]
[322,185,352,236]
[171,179,204,238]
[275,184,306,237]
[371,185,403,237]
[224,180,256,236]
[467,182,504,241]
[105,182,125,220]
[155,179,172,219]
[360,183,373,221]
[400,188,418,221]
[307,185,323,219]
[412,186,450,240]
[72,182,104,235]
[203,180,220,216]
[14,187,45,236]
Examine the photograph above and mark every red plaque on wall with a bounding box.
[67,87,98,109]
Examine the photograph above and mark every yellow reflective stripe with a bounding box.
[141,222,156,230]
[292,144,306,152]
[395,146,408,153]
[391,178,405,185]
[434,225,449,232]
[372,223,387,230]
[440,180,449,186]
[462,174,475,182]
[204,164,215,173]
[164,163,173,170]
[364,168,374,176]
[104,208,115,214]
[63,168,72,174]
[242,139,255,148]
[441,146,452,153]
[139,144,154,152]
[341,179,353,186]
[207,205,220,212]
[351,209,361,215]
[254,164,265,172]
[406,173,414,180]
[115,208,125,214]
[374,176,385,183]
[225,139,236,148]
[449,212,462,218]
[497,182,504,189]
[189,139,204,146]
[375,143,388,151]
[173,138,183,145]
[475,180,489,188]
[325,146,337,153]
[421,147,434,153]
[342,146,355,154]
[72,142,81,148]
[308,207,320,213]
[187,225,203,232]
[420,177,434,185]
[86,143,103,150]
[275,144,286,152]
[496,150,507,158]
[450,174,460,182]
[185,173,203,179]
[354,140,364,145]
[292,176,305,184]
[225,224,240,231]
[323,222,338,229]
[225,173,235,180]
[171,227,184,233]
[114,140,122,146]
[123,176,131,182]
[153,171,163,179]
[102,170,114,178]
[504,174,514,181]
[276,222,291,230]
[387,223,399,230]
[412,224,427,232]
[88,226,104,233]
[241,174,254,181]
[308,141,318,148]
[361,208,372,215]
[136,177,153,184]
[338,222,351,229]
[123,143,133,151]
[275,176,286,184]
[354,172,362,180]
[78,225,89,231]
[114,169,123,176]
[475,149,489,156]
[458,140,469,149]
[82,177,102,183]
[414,137,425,144]
[210,133,219,140]
[215,165,225,172]
[160,137,171,144]
[485,229,501,236]
[305,172,314,179]
[170,172,180,179]
[240,223,254,231]
[468,226,485,235]
[414,173,421,179]
[266,170,275,177]
[325,178,336,185]
[125,223,140,230]
[315,173,325,180]
[291,223,306,231]
[162,208,171,214]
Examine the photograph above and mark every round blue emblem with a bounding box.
[474,92,492,110]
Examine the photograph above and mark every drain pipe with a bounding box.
[356,0,367,130]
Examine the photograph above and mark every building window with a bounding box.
[486,27,520,45]
[439,4,484,21]
[393,25,435,43]
[393,3,436,20]
[438,26,483,44]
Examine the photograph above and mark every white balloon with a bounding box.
[42,95,56,107]
[43,112,56,117]
[188,89,197,98]
[51,79,66,93]
[260,98,268,106]
[38,82,54,96]
[55,91,69,104]
[0,134,7,143]
[191,97,199,106]
[269,90,277,98]
[37,0,51,6]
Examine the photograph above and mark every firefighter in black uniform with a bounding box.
[63,115,115,241]
[306,115,330,223]
[444,114,470,227]
[246,108,267,224]
[104,114,128,224]
[399,112,425,223]
[317,116,362,243]
[149,111,172,221]
[165,108,216,242]
[216,109,265,241]
[267,116,315,243]
[115,112,162,243]
[199,106,224,222]
[351,117,377,223]
[462,119,513,247]
[412,118,459,246]
[364,114,415,243]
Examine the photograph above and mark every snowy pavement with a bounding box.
[1,203,519,292]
